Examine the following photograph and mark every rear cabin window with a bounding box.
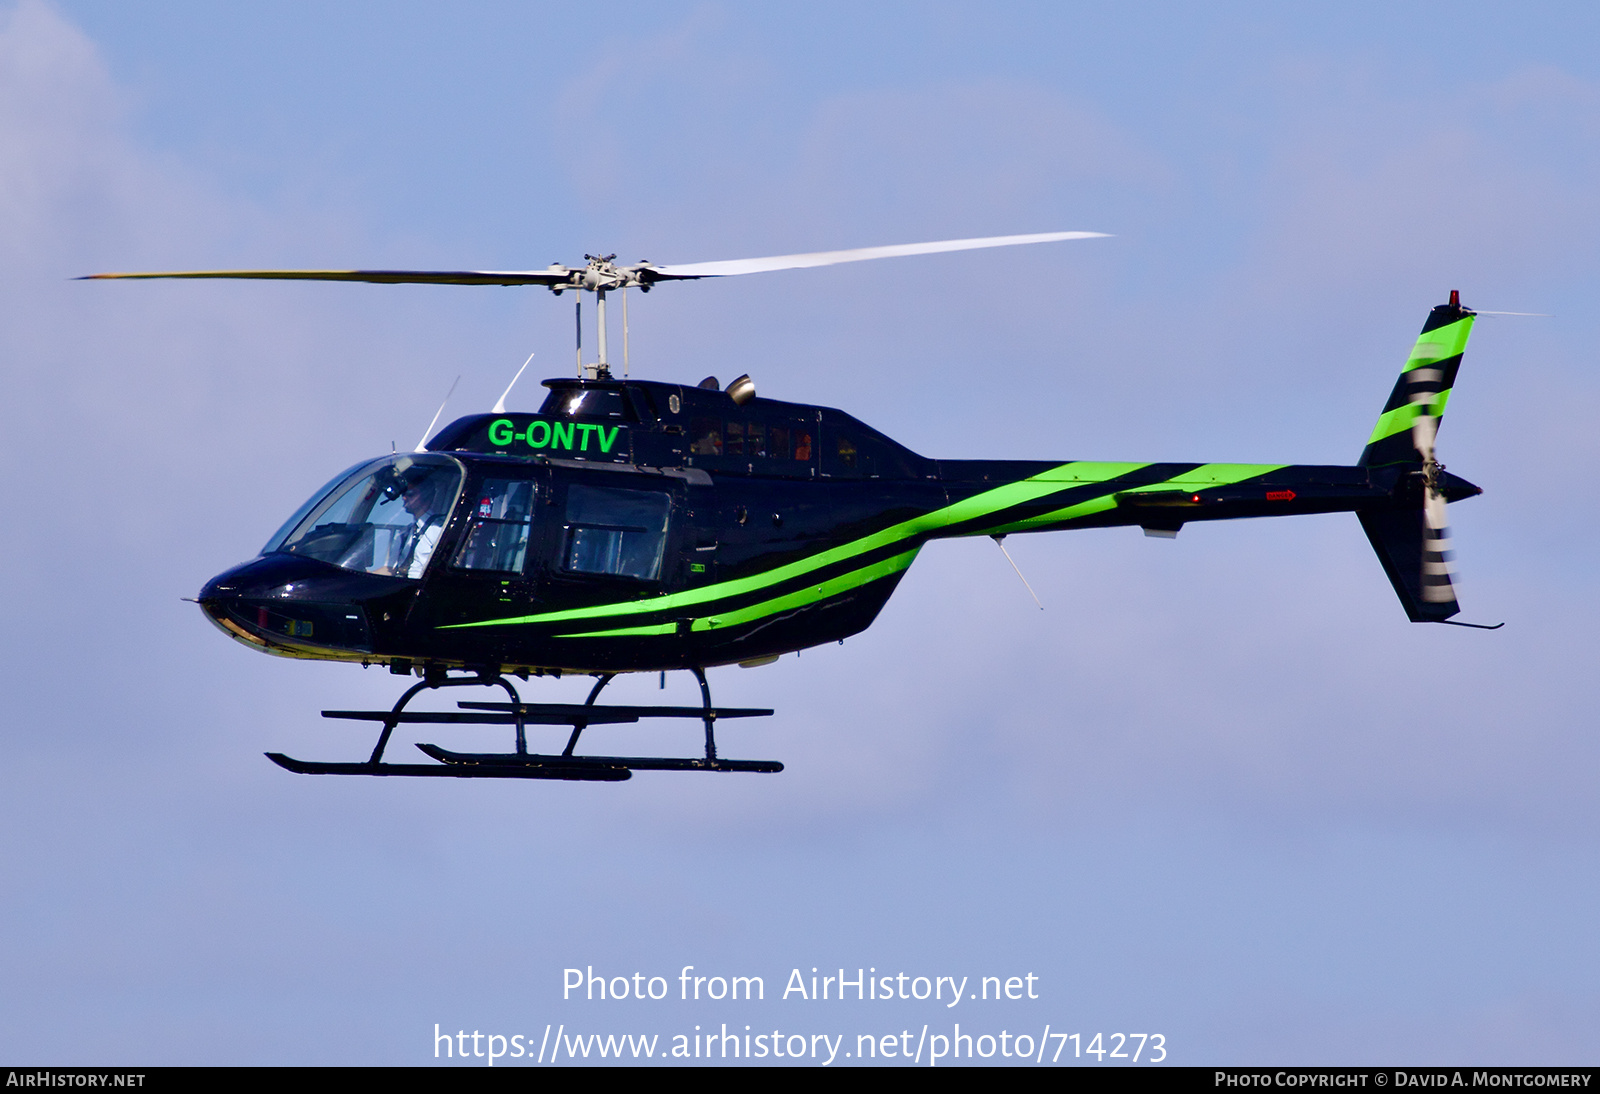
[690,418,722,456]
[822,426,917,479]
[690,417,813,469]
[562,485,671,581]
[834,434,858,470]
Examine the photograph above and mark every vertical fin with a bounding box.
[1357,292,1473,622]
[1358,294,1475,467]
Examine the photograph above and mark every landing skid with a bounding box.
[415,745,781,774]
[265,753,633,781]
[267,667,782,779]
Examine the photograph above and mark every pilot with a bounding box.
[395,474,449,578]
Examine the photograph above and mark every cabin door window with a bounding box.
[450,478,537,574]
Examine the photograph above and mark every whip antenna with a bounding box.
[492,352,535,414]
[415,374,461,451]
[991,535,1044,610]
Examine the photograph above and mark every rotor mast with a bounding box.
[569,253,649,380]
[563,255,656,382]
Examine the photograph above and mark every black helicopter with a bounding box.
[89,233,1490,781]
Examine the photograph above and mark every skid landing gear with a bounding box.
[265,667,781,781]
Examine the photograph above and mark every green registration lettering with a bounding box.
[525,420,551,448]
[551,422,575,450]
[577,423,596,451]
[487,418,514,446]
[597,425,620,453]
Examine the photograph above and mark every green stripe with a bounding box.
[1020,461,1148,483]
[1401,317,1472,372]
[1120,463,1284,489]
[1366,396,1449,445]
[981,494,1120,535]
[979,463,1284,535]
[690,548,920,632]
[444,461,1147,630]
[556,551,921,637]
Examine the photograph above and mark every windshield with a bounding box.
[260,461,370,555]
[269,454,464,578]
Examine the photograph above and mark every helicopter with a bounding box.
[88,233,1492,782]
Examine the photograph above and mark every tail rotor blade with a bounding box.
[1420,484,1457,608]
[1405,344,1459,607]
[1408,373,1442,462]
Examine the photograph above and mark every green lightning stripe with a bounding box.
[981,463,1285,535]
[1125,463,1287,488]
[692,548,919,632]
[444,460,1279,634]
[556,549,922,638]
[444,461,1147,631]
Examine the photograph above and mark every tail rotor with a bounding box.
[1411,408,1458,611]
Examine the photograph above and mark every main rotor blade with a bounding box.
[645,230,1109,280]
[79,268,570,286]
[81,230,1109,288]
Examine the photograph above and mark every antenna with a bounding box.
[622,286,630,377]
[991,535,1044,610]
[415,375,461,451]
[574,298,582,378]
[492,352,535,414]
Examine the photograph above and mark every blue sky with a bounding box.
[3,0,1599,1065]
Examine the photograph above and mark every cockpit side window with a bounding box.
[561,484,671,581]
[271,455,464,578]
[450,478,536,574]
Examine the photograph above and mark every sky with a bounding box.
[2,0,1599,1066]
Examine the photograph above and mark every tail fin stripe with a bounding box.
[1360,313,1474,466]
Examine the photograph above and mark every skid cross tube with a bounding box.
[562,673,615,757]
[692,666,717,762]
[275,669,782,777]
[367,673,524,764]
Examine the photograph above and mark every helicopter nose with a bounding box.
[196,556,377,653]
[198,556,284,615]
[197,572,274,648]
